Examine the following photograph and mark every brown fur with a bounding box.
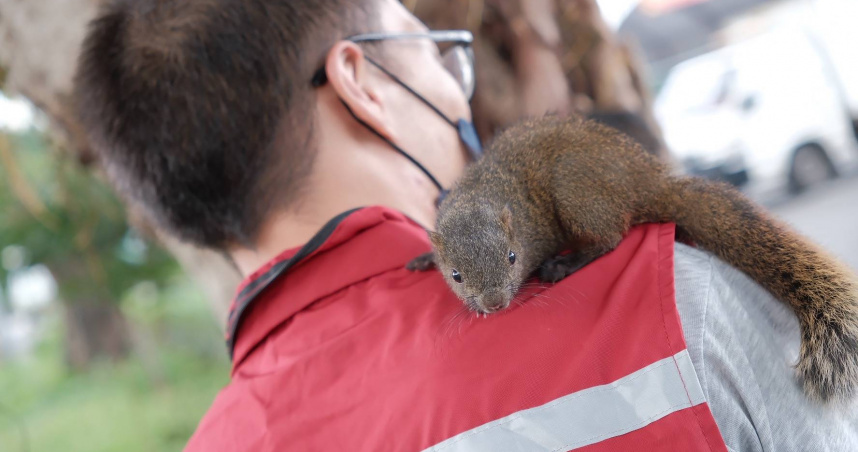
[408,115,858,404]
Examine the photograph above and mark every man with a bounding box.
[74,0,857,450]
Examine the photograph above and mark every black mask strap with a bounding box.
[362,55,483,161]
[363,56,458,128]
[338,100,450,206]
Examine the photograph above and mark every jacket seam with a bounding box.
[660,228,720,452]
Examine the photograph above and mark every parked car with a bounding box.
[812,0,858,138]
[655,29,858,197]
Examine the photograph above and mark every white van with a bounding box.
[655,29,858,197]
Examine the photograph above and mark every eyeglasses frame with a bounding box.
[310,29,475,99]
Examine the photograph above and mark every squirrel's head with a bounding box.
[430,203,527,314]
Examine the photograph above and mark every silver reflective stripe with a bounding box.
[423,350,706,452]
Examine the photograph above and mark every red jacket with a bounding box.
[186,206,727,451]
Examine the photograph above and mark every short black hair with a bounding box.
[74,0,377,249]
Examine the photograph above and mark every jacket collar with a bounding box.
[226,206,431,370]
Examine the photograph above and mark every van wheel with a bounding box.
[789,145,836,193]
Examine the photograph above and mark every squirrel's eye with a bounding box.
[451,270,463,283]
[508,251,516,265]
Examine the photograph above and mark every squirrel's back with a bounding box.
[457,116,670,226]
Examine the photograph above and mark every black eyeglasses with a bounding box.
[311,30,476,100]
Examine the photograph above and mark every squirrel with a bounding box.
[407,115,858,404]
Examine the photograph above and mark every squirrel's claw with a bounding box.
[538,251,603,282]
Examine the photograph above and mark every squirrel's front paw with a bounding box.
[406,252,436,271]
[539,256,573,282]
[538,253,597,282]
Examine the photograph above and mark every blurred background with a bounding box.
[0,0,855,451]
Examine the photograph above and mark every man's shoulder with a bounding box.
[672,240,800,379]
[672,243,858,451]
[673,241,799,340]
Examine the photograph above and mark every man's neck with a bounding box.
[229,207,345,277]
[229,107,447,277]
[229,196,436,278]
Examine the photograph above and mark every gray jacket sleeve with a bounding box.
[673,243,858,452]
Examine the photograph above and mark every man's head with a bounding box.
[75,0,472,253]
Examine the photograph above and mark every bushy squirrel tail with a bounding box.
[655,176,858,404]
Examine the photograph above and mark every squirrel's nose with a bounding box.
[480,290,509,313]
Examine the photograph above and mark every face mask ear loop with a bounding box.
[363,55,482,161]
[363,56,458,128]
[337,99,448,206]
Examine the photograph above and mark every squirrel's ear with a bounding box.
[427,231,445,251]
[500,205,513,233]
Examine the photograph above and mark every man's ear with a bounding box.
[323,41,395,141]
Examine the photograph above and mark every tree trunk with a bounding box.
[45,253,132,369]
[63,301,130,371]
[412,0,671,160]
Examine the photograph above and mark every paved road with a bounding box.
[767,175,858,271]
